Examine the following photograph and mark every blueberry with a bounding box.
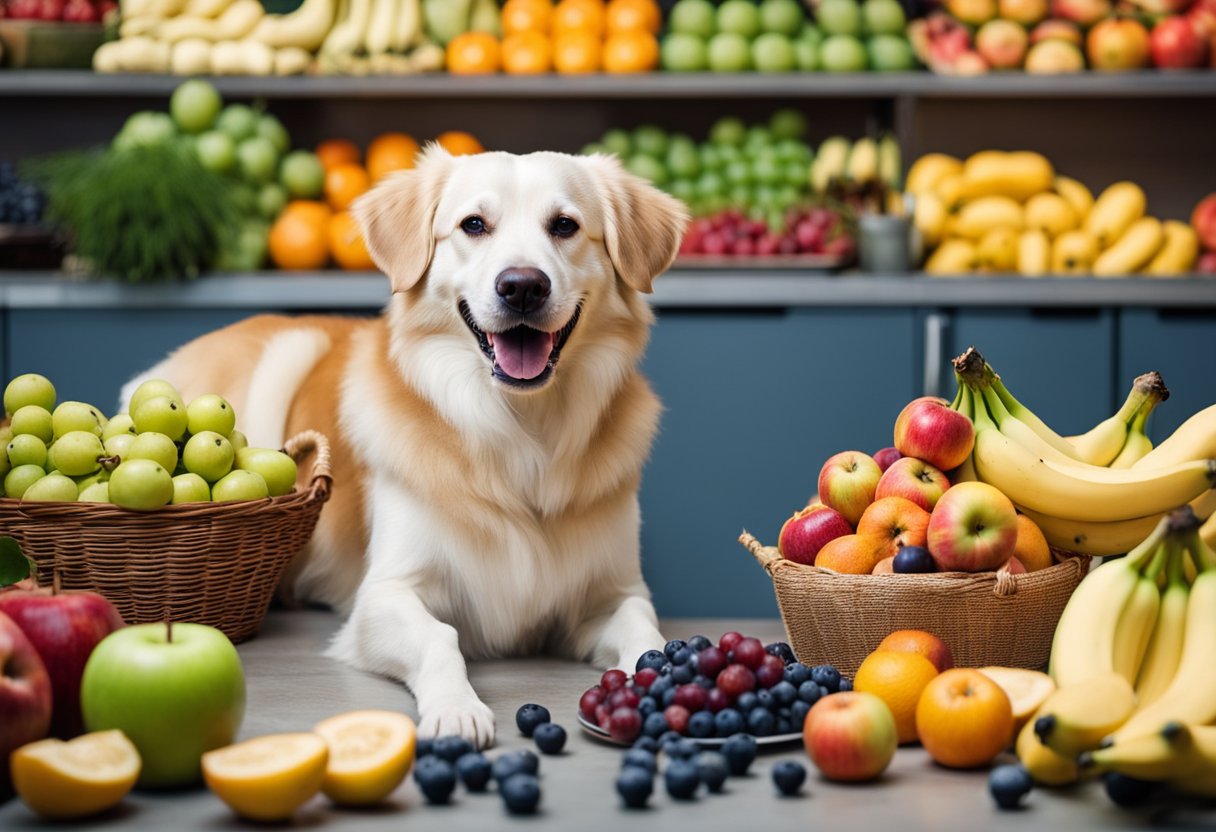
[747,707,776,737]
[776,717,793,735]
[501,773,541,815]
[416,738,435,759]
[756,690,775,711]
[765,642,796,665]
[649,676,674,699]
[636,650,668,673]
[811,665,842,693]
[455,753,493,792]
[639,696,657,718]
[670,647,692,666]
[665,759,701,800]
[714,708,744,737]
[616,766,654,808]
[736,692,759,712]
[784,662,811,686]
[721,734,758,776]
[772,761,807,795]
[662,687,678,707]
[516,703,551,737]
[667,739,701,760]
[432,736,474,763]
[492,750,539,783]
[533,723,567,755]
[1103,772,1160,808]
[671,664,695,685]
[643,711,669,738]
[695,751,729,793]
[657,730,682,747]
[622,748,658,774]
[633,736,659,754]
[414,757,457,804]
[688,652,701,671]
[687,635,713,653]
[989,764,1033,810]
[687,711,715,738]
[819,685,832,699]
[838,678,853,692]
[694,675,715,690]
[791,700,811,728]
[771,681,798,707]
[664,639,688,660]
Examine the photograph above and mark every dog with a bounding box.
[123,147,688,747]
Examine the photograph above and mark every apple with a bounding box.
[1051,0,1110,26]
[1025,38,1086,71]
[1087,18,1151,70]
[874,457,950,512]
[820,33,870,70]
[0,610,52,775]
[61,0,98,21]
[1030,19,1083,46]
[1002,556,1028,575]
[1190,3,1216,41]
[0,587,124,739]
[81,622,246,788]
[999,0,1048,24]
[856,495,931,552]
[817,451,883,527]
[803,691,898,782]
[873,447,903,472]
[893,396,975,472]
[1191,193,1216,251]
[1199,251,1216,273]
[927,482,1019,572]
[947,0,997,25]
[1151,16,1209,67]
[977,19,1030,68]
[778,504,854,566]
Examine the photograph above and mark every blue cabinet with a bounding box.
[1118,309,1216,444]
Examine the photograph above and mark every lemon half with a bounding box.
[11,729,141,820]
[202,733,328,822]
[313,710,417,806]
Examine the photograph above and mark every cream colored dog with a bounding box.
[124,148,688,748]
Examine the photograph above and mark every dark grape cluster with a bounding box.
[0,162,47,226]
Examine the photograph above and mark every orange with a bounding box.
[324,163,371,212]
[871,556,895,574]
[434,131,485,156]
[327,211,375,271]
[502,30,554,74]
[876,629,955,674]
[315,139,360,170]
[446,31,502,74]
[1013,514,1053,572]
[853,650,940,745]
[269,209,329,270]
[502,0,553,36]
[814,533,888,575]
[602,29,659,73]
[915,668,1014,769]
[366,132,419,182]
[553,29,601,73]
[282,199,333,228]
[605,0,661,34]
[552,0,605,37]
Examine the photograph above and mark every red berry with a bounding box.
[697,647,727,680]
[732,238,755,256]
[607,688,640,711]
[634,667,659,690]
[756,656,785,689]
[601,669,628,691]
[733,637,766,670]
[674,684,707,712]
[609,707,643,743]
[596,703,613,730]
[778,235,799,255]
[579,686,605,719]
[706,688,731,713]
[719,632,744,653]
[716,664,756,698]
[664,705,691,735]
[702,232,728,255]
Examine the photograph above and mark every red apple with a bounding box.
[1198,251,1216,273]
[1025,38,1087,71]
[0,587,124,739]
[977,19,1031,68]
[1001,556,1028,575]
[817,451,883,527]
[893,397,976,472]
[6,0,41,17]
[802,692,898,782]
[36,0,65,19]
[1051,0,1111,26]
[1190,4,1216,41]
[1030,19,1083,46]
[874,457,951,512]
[1087,18,1151,70]
[927,482,1019,572]
[778,504,854,566]
[1192,194,1216,251]
[0,610,53,775]
[61,0,99,21]
[873,447,903,472]
[1151,15,1209,67]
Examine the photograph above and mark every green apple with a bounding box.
[132,396,188,441]
[868,33,916,70]
[48,431,104,477]
[4,373,56,415]
[862,0,907,35]
[7,434,47,468]
[81,623,246,788]
[126,432,179,473]
[237,137,278,185]
[171,473,211,504]
[257,182,288,220]
[128,379,183,415]
[279,150,324,199]
[228,430,249,453]
[632,125,668,158]
[770,108,808,140]
[215,104,259,143]
[196,131,237,175]
[665,135,701,179]
[600,128,632,158]
[707,32,754,70]
[103,433,135,461]
[234,448,298,497]
[22,473,77,502]
[820,34,870,70]
[5,464,45,499]
[817,0,863,36]
[626,153,667,184]
[709,116,747,147]
[760,0,806,35]
[52,401,104,439]
[801,22,825,45]
[669,0,717,38]
[182,431,235,483]
[170,79,222,135]
[661,32,709,70]
[256,114,290,157]
[795,38,821,68]
[108,459,174,511]
[752,32,798,70]
[10,405,53,443]
[113,112,176,151]
[102,413,137,441]
[185,394,236,437]
[211,469,269,503]
[717,0,761,37]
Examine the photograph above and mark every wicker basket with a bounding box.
[0,430,332,643]
[739,531,1091,677]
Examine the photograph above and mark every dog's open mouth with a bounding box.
[459,300,581,389]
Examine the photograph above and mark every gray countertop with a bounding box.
[0,609,1207,830]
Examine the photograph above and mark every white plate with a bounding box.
[576,712,802,748]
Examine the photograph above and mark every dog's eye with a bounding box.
[549,216,579,238]
[460,216,487,235]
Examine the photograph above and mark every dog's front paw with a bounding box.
[418,697,496,750]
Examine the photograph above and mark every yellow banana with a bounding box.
[1017,491,1216,557]
[810,137,850,193]
[1082,723,1216,785]
[846,138,879,185]
[976,227,1019,271]
[1204,510,1216,551]
[1054,175,1094,220]
[1017,718,1079,787]
[1135,544,1189,707]
[1085,181,1147,250]
[1051,229,1100,275]
[934,172,966,210]
[906,153,963,196]
[1094,217,1165,277]
[952,196,1023,239]
[1034,672,1138,757]
[924,238,976,275]
[1109,409,1153,469]
[1134,403,1216,470]
[1017,229,1050,276]
[1112,544,1167,684]
[391,0,422,51]
[978,385,1079,466]
[1067,371,1167,467]
[914,192,949,248]
[959,150,1054,202]
[1144,220,1200,276]
[1024,192,1078,238]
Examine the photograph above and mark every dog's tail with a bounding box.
[241,328,332,449]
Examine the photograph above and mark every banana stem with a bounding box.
[951,346,991,388]
[1143,538,1171,583]
[1185,529,1216,573]
[1133,371,1170,405]
[1166,536,1189,587]
[1124,516,1173,573]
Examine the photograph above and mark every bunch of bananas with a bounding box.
[908,151,1201,277]
[809,136,902,196]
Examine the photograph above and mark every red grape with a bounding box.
[702,232,728,255]
[579,686,605,719]
[601,669,627,691]
[706,688,732,713]
[719,632,744,653]
[609,707,642,743]
[664,705,691,734]
[596,703,613,730]
[674,683,707,712]
[732,238,755,256]
[607,688,640,711]
[733,637,766,670]
[716,664,756,698]
[697,647,727,680]
[756,654,785,689]
[634,667,659,690]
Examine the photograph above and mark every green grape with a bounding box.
[78,481,110,503]
[7,434,47,468]
[126,432,179,473]
[171,473,211,504]
[74,470,110,494]
[102,414,137,441]
[234,448,298,497]
[48,431,105,477]
[228,430,249,452]
[132,396,188,441]
[52,401,105,439]
[108,459,174,510]
[10,406,54,443]
[128,379,184,415]
[23,474,78,502]
[104,433,136,461]
[182,431,234,483]
[4,373,56,416]
[211,469,268,503]
[4,464,46,499]
[185,394,236,437]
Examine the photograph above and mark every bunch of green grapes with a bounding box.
[2,374,298,511]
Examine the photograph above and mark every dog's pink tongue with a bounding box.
[491,327,553,380]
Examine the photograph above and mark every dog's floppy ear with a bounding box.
[587,154,689,294]
[353,145,454,293]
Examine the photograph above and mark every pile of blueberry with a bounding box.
[0,163,47,227]
[578,632,852,744]
[413,735,543,815]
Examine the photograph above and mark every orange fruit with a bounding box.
[1013,514,1053,572]
[552,0,605,37]
[814,533,888,574]
[327,211,375,271]
[282,199,333,228]
[606,0,661,34]
[871,556,895,574]
[553,29,601,73]
[269,209,329,270]
[502,0,553,36]
[502,30,554,74]
[854,650,940,745]
[366,132,419,182]
[915,668,1014,769]
[324,163,371,212]
[602,29,659,73]
[315,139,360,170]
[434,131,485,156]
[876,629,955,674]
[446,31,502,74]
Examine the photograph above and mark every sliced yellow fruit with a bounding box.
[202,733,328,822]
[11,729,141,820]
[313,710,417,806]
[977,666,1056,736]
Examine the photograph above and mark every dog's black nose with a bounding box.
[495,268,551,314]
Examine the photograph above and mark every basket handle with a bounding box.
[283,430,333,501]
[993,563,1019,597]
[739,530,782,573]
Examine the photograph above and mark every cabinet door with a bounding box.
[640,308,920,618]
[1119,309,1216,444]
[946,309,1117,435]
